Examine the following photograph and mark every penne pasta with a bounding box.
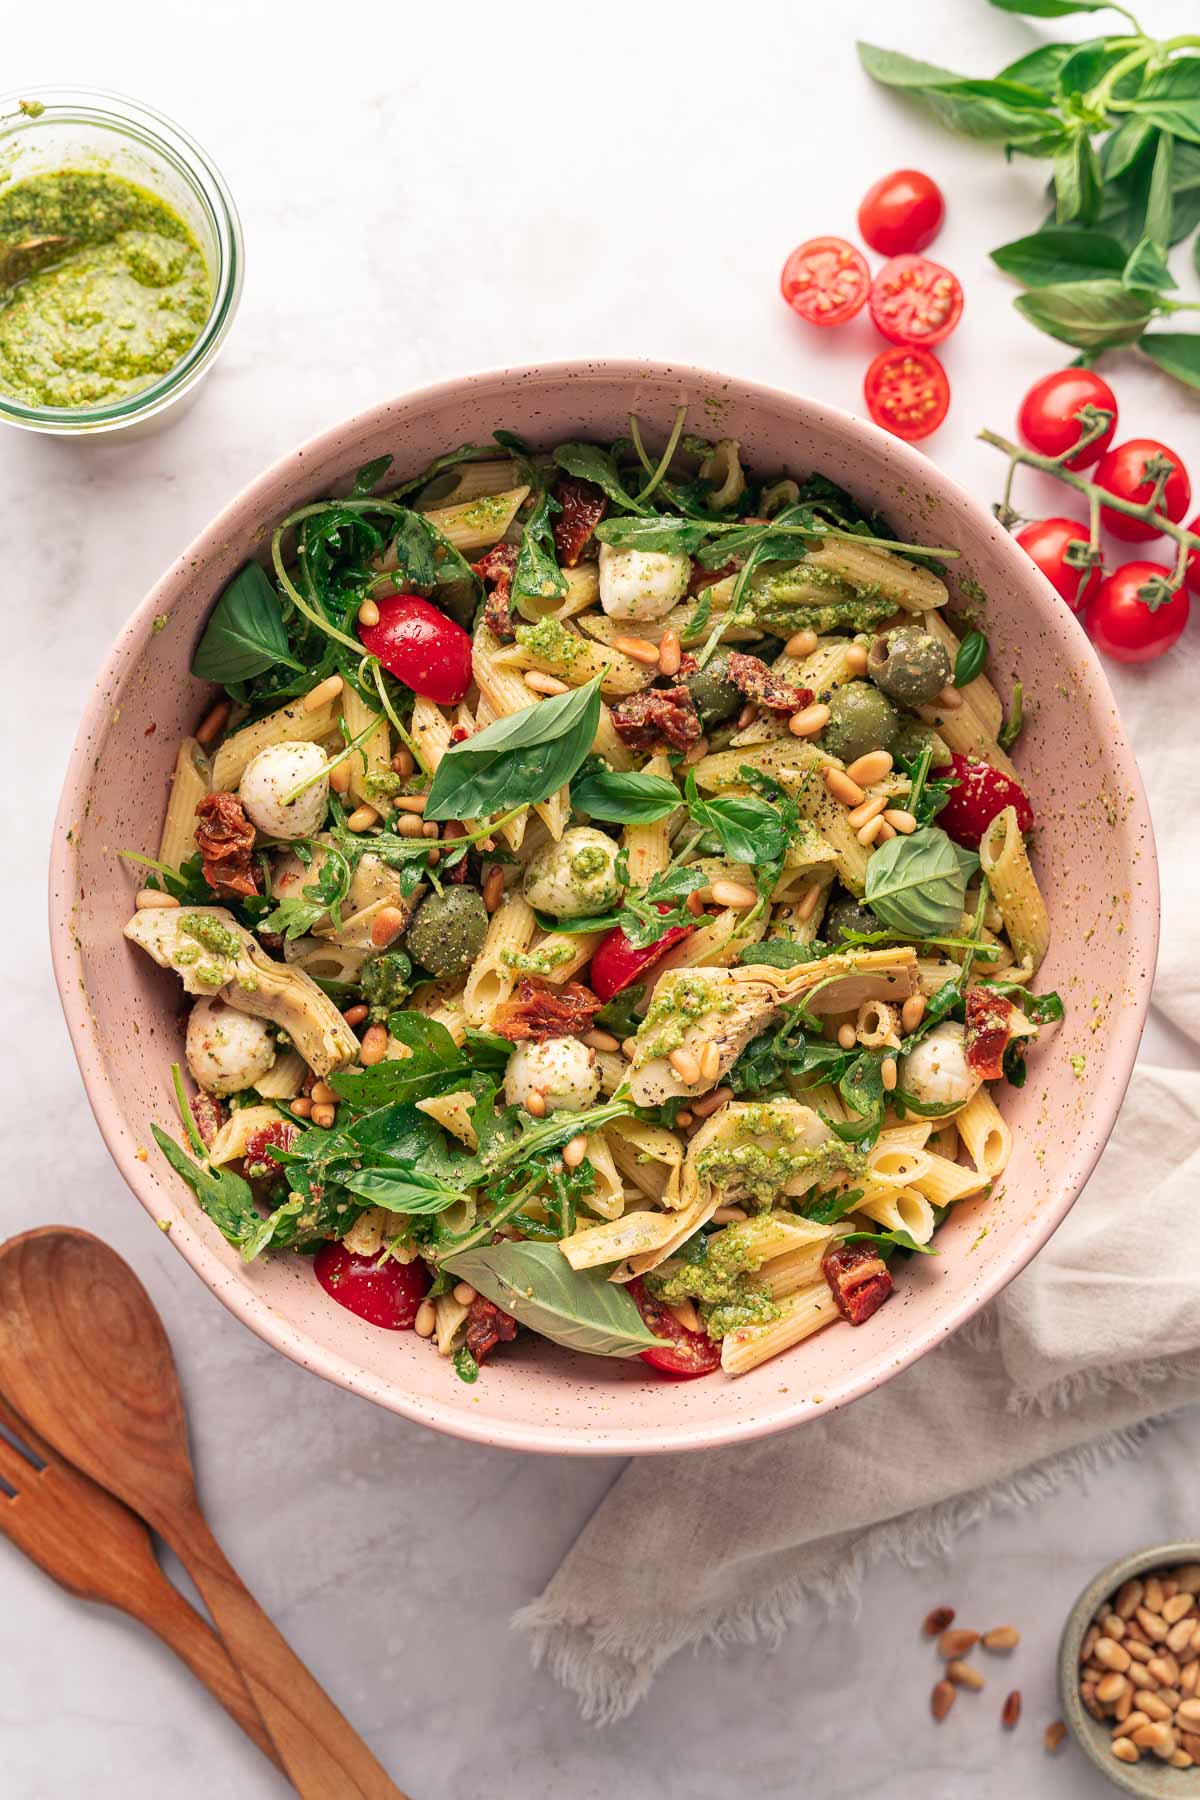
[158,736,210,869]
[955,1087,1012,1183]
[462,894,535,1028]
[980,805,1049,973]
[721,1282,838,1374]
[211,692,341,791]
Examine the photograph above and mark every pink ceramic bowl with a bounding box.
[50,360,1157,1456]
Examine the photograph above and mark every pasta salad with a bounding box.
[125,412,1062,1382]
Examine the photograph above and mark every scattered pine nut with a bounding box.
[1044,1720,1067,1753]
[667,1298,701,1333]
[371,905,407,948]
[736,701,758,731]
[135,888,180,909]
[675,1110,694,1129]
[562,1134,589,1170]
[347,803,381,832]
[982,1626,1021,1652]
[699,1041,722,1083]
[1137,1607,1169,1643]
[847,794,887,831]
[947,1660,984,1691]
[621,1037,638,1060]
[1112,1738,1139,1763]
[311,1102,336,1129]
[421,819,440,836]
[1116,1580,1144,1620]
[938,1629,980,1660]
[329,760,353,795]
[524,671,570,696]
[710,879,757,909]
[900,994,926,1033]
[195,700,230,746]
[291,1097,313,1120]
[584,1029,620,1053]
[395,813,425,838]
[788,702,831,738]
[823,765,866,808]
[1001,1690,1021,1730]
[881,1055,898,1092]
[452,1281,477,1306]
[844,643,869,675]
[342,1003,369,1027]
[931,1681,956,1722]
[934,685,964,711]
[923,1607,955,1638]
[394,794,428,813]
[692,1086,733,1119]
[657,630,682,677]
[875,820,896,843]
[357,598,381,628]
[796,881,824,922]
[845,750,893,786]
[884,808,917,834]
[686,887,708,917]
[525,1090,547,1118]
[837,1023,857,1050]
[857,814,885,847]
[669,1047,702,1085]
[784,628,819,659]
[612,634,661,665]
[304,674,344,713]
[414,1299,436,1338]
[310,1081,337,1106]
[483,867,506,912]
[359,1023,389,1066]
[391,747,415,777]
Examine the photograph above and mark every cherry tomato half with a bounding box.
[857,169,945,256]
[868,254,963,348]
[589,906,694,1003]
[627,1279,721,1379]
[359,594,473,703]
[863,346,950,442]
[1093,439,1192,543]
[780,236,870,327]
[1014,517,1102,613]
[1185,514,1200,597]
[314,1243,430,1329]
[1084,562,1190,665]
[938,754,1034,850]
[1017,368,1117,471]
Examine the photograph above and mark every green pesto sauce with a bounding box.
[637,973,735,1062]
[0,170,211,408]
[502,941,574,975]
[516,618,584,667]
[180,912,244,960]
[696,1133,865,1207]
[649,1230,781,1339]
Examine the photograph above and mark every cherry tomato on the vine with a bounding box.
[627,1279,721,1379]
[1017,368,1117,471]
[868,254,963,348]
[780,236,870,327]
[1014,517,1102,612]
[857,169,945,256]
[314,1243,430,1329]
[359,593,473,703]
[1084,563,1190,665]
[863,345,950,442]
[1093,438,1192,543]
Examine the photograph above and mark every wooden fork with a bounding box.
[0,1389,283,1776]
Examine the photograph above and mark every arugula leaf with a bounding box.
[551,443,644,513]
[259,846,352,941]
[844,1228,938,1257]
[991,226,1127,286]
[152,1126,261,1248]
[1138,333,1200,389]
[349,455,393,497]
[330,1013,477,1109]
[424,674,603,822]
[385,509,440,593]
[190,564,302,685]
[953,629,989,687]
[571,766,680,823]
[512,487,567,605]
[389,443,503,501]
[899,744,956,828]
[440,1240,659,1356]
[801,1186,865,1226]
[617,864,708,948]
[865,828,975,938]
[1015,280,1161,349]
[593,985,646,1037]
[592,515,710,555]
[978,982,1065,1023]
[453,1344,480,1383]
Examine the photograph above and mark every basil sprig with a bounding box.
[424,674,603,821]
[190,563,304,684]
[441,1239,660,1357]
[865,827,978,938]
[571,765,681,823]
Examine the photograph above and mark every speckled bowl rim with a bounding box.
[1059,1541,1200,1793]
[48,358,1159,1455]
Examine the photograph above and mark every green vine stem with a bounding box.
[980,421,1200,610]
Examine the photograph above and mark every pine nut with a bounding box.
[736,701,758,730]
[797,881,824,922]
[394,794,428,813]
[923,1607,955,1637]
[947,1660,984,1691]
[1136,1691,1171,1720]
[1138,1608,1169,1643]
[900,994,926,1033]
[1044,1721,1067,1752]
[1095,1638,1132,1672]
[1112,1737,1139,1763]
[584,1030,620,1053]
[1082,1625,1101,1662]
[881,1056,898,1091]
[612,634,661,665]
[1163,1580,1179,1600]
[135,888,180,909]
[785,629,819,659]
[1117,1580,1144,1620]
[329,761,353,795]
[1118,1712,1150,1738]
[303,674,344,713]
[686,887,707,917]
[1115,1687,1133,1723]
[982,1626,1021,1652]
[857,815,886,847]
[1081,1683,1104,1720]
[1171,1619,1198,1655]
[342,1003,369,1027]
[1183,1731,1200,1758]
[837,1023,857,1050]
[1131,1722,1175,1757]
[710,879,757,909]
[452,1281,477,1306]
[658,630,682,677]
[669,1048,701,1085]
[1179,1699,1200,1725]
[414,1299,436,1338]
[391,747,415,777]
[931,1681,956,1722]
[823,766,866,807]
[394,813,424,838]
[847,794,887,831]
[347,803,380,832]
[699,1041,721,1083]
[525,1090,547,1118]
[788,703,830,738]
[1175,1567,1200,1595]
[675,1110,694,1129]
[874,821,896,843]
[1148,1656,1180,1688]
[845,750,893,786]
[1102,1615,1126,1640]
[357,598,381,628]
[884,808,918,834]
[291,1097,313,1120]
[1183,1662,1200,1696]
[419,818,438,839]
[311,1103,336,1129]
[1126,1620,1151,1645]
[1001,1690,1021,1729]
[1145,1578,1166,1613]
[1172,1749,1194,1768]
[621,1037,638,1060]
[483,867,506,912]
[1165,1594,1194,1625]
[938,1629,980,1659]
[934,685,964,710]
[562,1134,588,1170]
[692,1086,733,1119]
[667,1298,701,1333]
[359,1023,388,1066]
[844,643,869,675]
[195,700,230,746]
[524,671,570,696]
[1127,1640,1154,1664]
[371,905,407,948]
[310,1081,337,1105]
[1096,1673,1128,1704]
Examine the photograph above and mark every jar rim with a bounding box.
[0,85,244,433]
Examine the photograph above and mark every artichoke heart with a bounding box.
[627,966,785,1107]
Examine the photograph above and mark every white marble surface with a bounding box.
[4,2,1199,1794]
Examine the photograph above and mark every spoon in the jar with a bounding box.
[0,234,72,291]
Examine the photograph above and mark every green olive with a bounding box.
[406,886,488,978]
[820,681,901,764]
[867,625,951,707]
[824,894,881,945]
[685,652,741,729]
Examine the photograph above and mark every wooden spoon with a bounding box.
[0,234,71,290]
[0,1228,409,1800]
[0,1388,283,1774]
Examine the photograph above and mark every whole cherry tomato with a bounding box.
[1084,562,1190,665]
[1185,514,1200,597]
[627,1279,721,1379]
[863,346,950,441]
[1017,368,1117,471]
[359,594,473,703]
[857,169,945,256]
[868,254,963,348]
[938,754,1034,850]
[1093,438,1192,543]
[780,236,870,327]
[314,1242,430,1329]
[589,906,694,1003]
[1014,517,1102,612]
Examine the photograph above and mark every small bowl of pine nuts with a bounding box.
[1060,1542,1200,1794]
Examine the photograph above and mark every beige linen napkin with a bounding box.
[514,651,1200,1722]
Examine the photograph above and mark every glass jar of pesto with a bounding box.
[0,88,242,436]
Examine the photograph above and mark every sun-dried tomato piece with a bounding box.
[688,560,737,596]
[492,975,601,1043]
[964,986,1016,1082]
[726,652,814,715]
[822,1241,894,1326]
[465,1296,518,1363]
[472,542,519,642]
[194,792,259,898]
[552,476,608,567]
[675,651,699,679]
[242,1120,300,1181]
[610,685,703,754]
[189,1090,227,1151]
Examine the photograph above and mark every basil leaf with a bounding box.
[1103,115,1157,184]
[190,564,301,684]
[1145,129,1175,252]
[592,515,710,555]
[441,1240,660,1357]
[551,443,644,514]
[1014,280,1160,349]
[1054,132,1102,226]
[684,769,787,867]
[855,43,964,88]
[738,939,819,970]
[339,1167,467,1214]
[513,487,567,604]
[1139,333,1200,389]
[864,827,971,937]
[991,227,1127,287]
[571,767,680,823]
[330,1013,473,1108]
[996,42,1077,95]
[152,1126,261,1248]
[987,0,1115,15]
[953,629,988,687]
[1125,60,1200,146]
[1123,238,1175,291]
[844,1228,938,1257]
[424,674,603,822]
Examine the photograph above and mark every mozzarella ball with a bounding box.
[898,1021,981,1111]
[522,827,623,920]
[598,543,691,623]
[239,741,329,840]
[504,1037,600,1114]
[186,997,277,1096]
